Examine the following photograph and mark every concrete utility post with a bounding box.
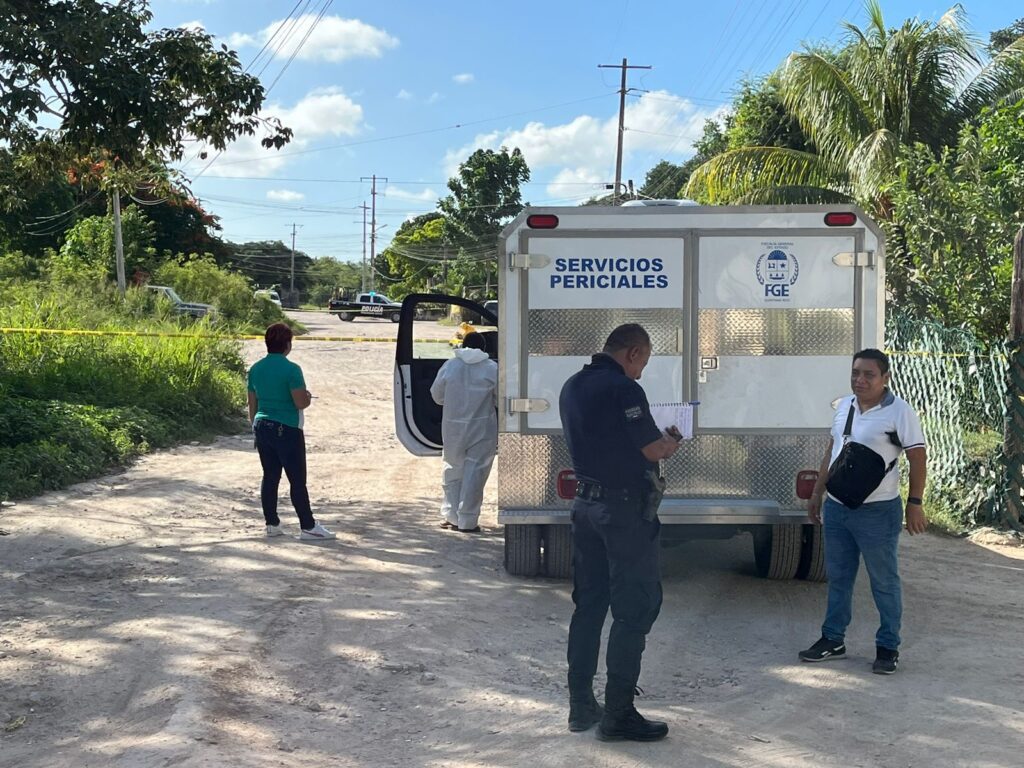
[598,58,651,203]
[358,202,370,293]
[361,174,388,293]
[112,189,126,297]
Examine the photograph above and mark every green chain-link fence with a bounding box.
[886,312,1011,527]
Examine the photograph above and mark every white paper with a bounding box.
[649,402,694,440]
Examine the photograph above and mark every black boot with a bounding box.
[597,706,669,742]
[568,690,603,732]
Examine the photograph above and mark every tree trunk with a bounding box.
[1004,226,1024,530]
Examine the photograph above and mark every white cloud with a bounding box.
[227,15,398,62]
[198,87,364,178]
[267,189,305,202]
[383,185,439,203]
[396,89,413,100]
[443,91,725,200]
[427,92,442,104]
[179,20,205,32]
[453,73,474,85]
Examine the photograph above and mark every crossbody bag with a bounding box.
[825,403,901,509]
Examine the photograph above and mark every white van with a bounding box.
[394,205,884,580]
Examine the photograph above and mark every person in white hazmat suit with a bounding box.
[429,332,498,532]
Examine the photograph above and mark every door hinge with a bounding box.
[833,251,875,267]
[507,397,550,414]
[508,252,551,270]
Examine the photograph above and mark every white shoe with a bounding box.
[300,523,337,540]
[266,524,286,537]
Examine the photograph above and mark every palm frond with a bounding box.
[952,35,1024,126]
[779,52,873,165]
[733,185,854,205]
[684,146,847,204]
[848,128,901,200]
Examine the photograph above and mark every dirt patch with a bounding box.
[1,313,1023,766]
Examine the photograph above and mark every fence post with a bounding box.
[1004,226,1024,530]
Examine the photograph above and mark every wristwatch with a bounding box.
[906,496,923,506]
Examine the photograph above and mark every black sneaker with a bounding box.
[872,647,899,675]
[568,693,603,732]
[597,707,668,742]
[798,636,847,662]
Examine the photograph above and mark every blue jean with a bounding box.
[254,419,316,530]
[821,496,904,650]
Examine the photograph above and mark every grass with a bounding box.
[0,280,247,500]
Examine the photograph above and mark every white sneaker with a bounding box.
[266,524,286,537]
[300,523,337,540]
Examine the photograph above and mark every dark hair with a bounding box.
[853,348,889,375]
[462,332,486,351]
[265,322,294,354]
[603,323,651,353]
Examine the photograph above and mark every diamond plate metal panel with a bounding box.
[498,433,826,510]
[527,309,682,356]
[698,308,854,356]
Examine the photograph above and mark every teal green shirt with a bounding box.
[247,353,305,429]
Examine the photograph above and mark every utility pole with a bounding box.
[112,188,126,297]
[598,58,651,202]
[357,202,370,292]
[288,223,302,294]
[361,174,388,292]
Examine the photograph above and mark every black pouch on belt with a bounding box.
[641,469,667,521]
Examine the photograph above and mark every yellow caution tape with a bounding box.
[0,328,443,343]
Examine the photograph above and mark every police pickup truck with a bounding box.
[328,292,403,322]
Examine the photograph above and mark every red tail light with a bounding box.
[556,469,577,500]
[527,214,559,229]
[796,470,819,500]
[824,212,857,226]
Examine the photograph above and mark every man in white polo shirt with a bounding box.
[799,348,927,675]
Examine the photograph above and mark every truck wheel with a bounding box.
[338,312,353,322]
[752,524,802,580]
[797,524,827,582]
[504,524,541,577]
[390,311,401,323]
[542,524,572,579]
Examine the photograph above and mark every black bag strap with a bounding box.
[842,403,855,440]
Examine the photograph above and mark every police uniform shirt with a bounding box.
[559,353,664,490]
[828,390,926,505]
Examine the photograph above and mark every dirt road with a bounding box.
[2,313,1023,767]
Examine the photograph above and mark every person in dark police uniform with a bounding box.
[559,323,682,741]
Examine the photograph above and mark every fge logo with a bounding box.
[756,248,799,299]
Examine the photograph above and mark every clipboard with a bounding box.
[648,401,696,440]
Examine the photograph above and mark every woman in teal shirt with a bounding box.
[247,323,335,540]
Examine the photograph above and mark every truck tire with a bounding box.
[504,524,541,577]
[542,524,573,579]
[390,311,401,323]
[338,311,354,322]
[797,524,827,582]
[752,524,802,580]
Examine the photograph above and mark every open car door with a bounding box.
[393,293,498,456]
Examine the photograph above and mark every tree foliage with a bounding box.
[0,0,290,170]
[438,147,530,297]
[686,1,1024,208]
[884,99,1024,339]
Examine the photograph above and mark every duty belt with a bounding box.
[575,481,641,503]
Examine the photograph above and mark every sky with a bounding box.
[151,0,1017,264]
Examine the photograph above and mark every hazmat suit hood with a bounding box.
[454,347,490,364]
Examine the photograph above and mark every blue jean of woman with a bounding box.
[821,496,904,650]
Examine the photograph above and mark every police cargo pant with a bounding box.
[567,497,663,715]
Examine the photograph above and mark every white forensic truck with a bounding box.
[394,204,884,581]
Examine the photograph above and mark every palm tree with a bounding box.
[685,1,1024,211]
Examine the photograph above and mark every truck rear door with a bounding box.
[512,231,688,432]
[694,231,860,430]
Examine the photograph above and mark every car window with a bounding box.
[372,295,387,304]
[358,294,370,303]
